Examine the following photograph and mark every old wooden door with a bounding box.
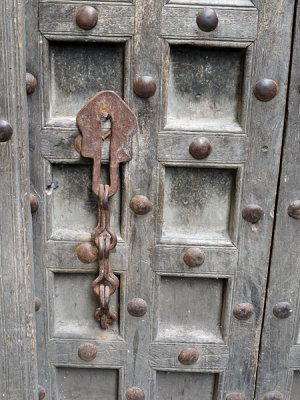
[254,3,300,400]
[23,0,295,399]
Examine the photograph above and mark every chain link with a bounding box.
[92,184,119,329]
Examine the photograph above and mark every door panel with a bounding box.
[254,2,300,399]
[25,0,295,399]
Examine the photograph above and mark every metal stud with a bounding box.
[76,6,98,30]
[178,347,199,365]
[30,194,39,214]
[133,76,157,98]
[78,343,98,361]
[183,248,205,267]
[273,302,292,319]
[130,195,152,215]
[26,72,37,94]
[126,387,146,400]
[76,242,98,263]
[127,298,147,317]
[38,386,46,400]
[288,200,300,219]
[0,120,13,142]
[35,297,41,312]
[226,393,246,400]
[263,391,283,400]
[196,9,218,32]
[242,204,264,223]
[253,79,278,101]
[233,303,254,320]
[189,137,212,160]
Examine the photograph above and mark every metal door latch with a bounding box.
[76,91,137,329]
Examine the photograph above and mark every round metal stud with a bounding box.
[127,298,147,317]
[35,297,41,312]
[126,387,146,400]
[76,6,98,30]
[133,76,157,98]
[178,347,199,365]
[242,204,264,223]
[130,195,152,215]
[273,302,292,319]
[0,120,13,142]
[253,79,278,102]
[226,393,246,400]
[189,137,212,160]
[78,343,98,361]
[30,194,39,214]
[288,200,300,219]
[196,9,218,32]
[38,386,46,400]
[76,242,98,264]
[26,72,37,94]
[233,303,254,321]
[263,391,283,400]
[183,248,205,267]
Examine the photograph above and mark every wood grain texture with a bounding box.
[0,0,38,398]
[162,7,258,40]
[254,2,300,398]
[39,3,134,36]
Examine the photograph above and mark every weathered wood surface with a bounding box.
[162,7,258,40]
[25,0,296,399]
[39,3,134,36]
[254,2,300,399]
[0,0,38,398]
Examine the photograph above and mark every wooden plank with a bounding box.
[39,3,134,36]
[0,0,38,398]
[158,134,248,163]
[162,7,258,40]
[254,2,300,398]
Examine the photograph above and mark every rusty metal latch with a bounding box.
[76,91,137,329]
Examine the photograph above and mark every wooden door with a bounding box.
[24,0,295,399]
[254,3,300,399]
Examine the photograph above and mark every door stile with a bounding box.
[124,0,162,396]
[254,1,300,398]
[0,0,38,398]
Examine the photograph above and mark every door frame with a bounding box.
[0,0,38,398]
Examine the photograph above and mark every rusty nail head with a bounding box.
[26,72,37,94]
[273,302,292,319]
[184,248,205,267]
[178,347,199,365]
[189,137,212,160]
[233,303,254,321]
[130,195,152,215]
[78,343,98,361]
[196,9,218,32]
[253,79,278,101]
[126,387,146,400]
[76,6,98,30]
[38,386,46,400]
[263,391,283,400]
[242,204,264,223]
[288,200,300,219]
[30,194,39,214]
[226,393,246,400]
[133,76,157,98]
[35,297,41,312]
[127,298,147,317]
[76,242,98,263]
[0,120,13,142]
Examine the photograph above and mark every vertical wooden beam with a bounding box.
[0,0,38,398]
